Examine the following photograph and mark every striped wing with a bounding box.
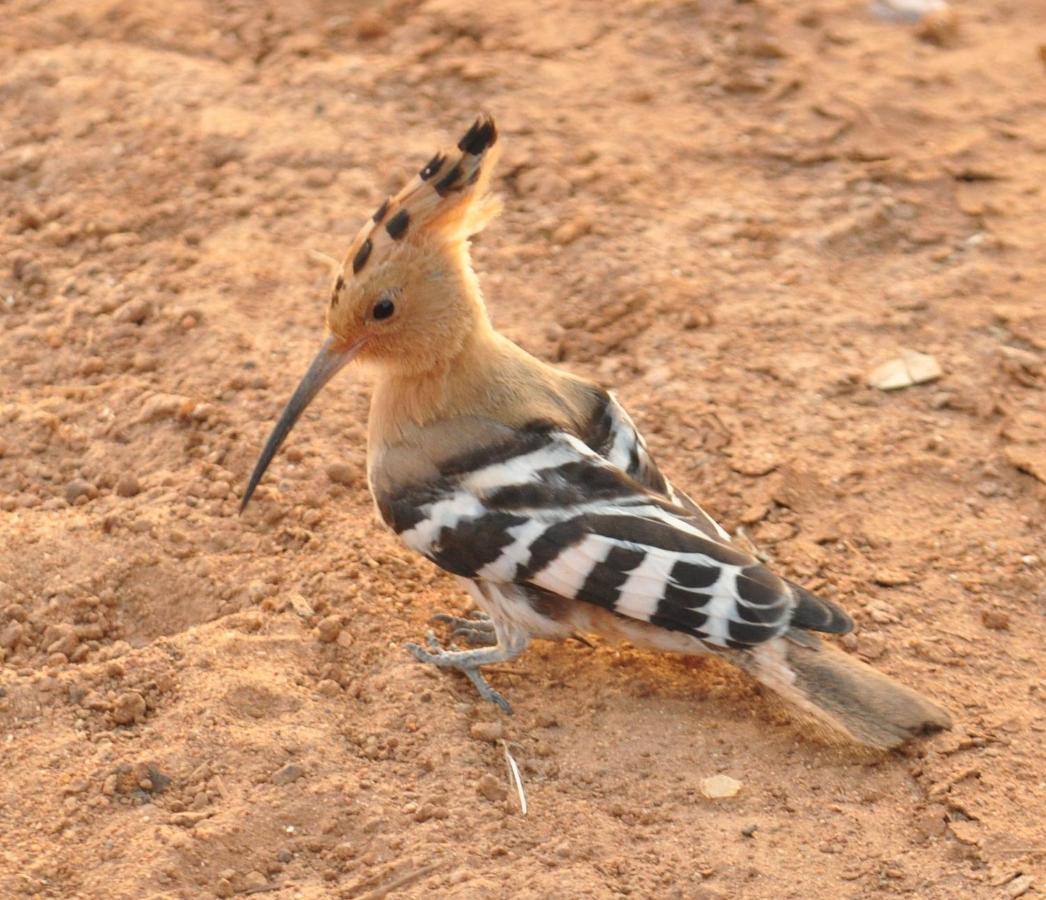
[582,390,732,542]
[387,428,801,649]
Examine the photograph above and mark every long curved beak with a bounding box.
[240,336,362,513]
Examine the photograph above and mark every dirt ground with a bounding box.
[2,0,1045,897]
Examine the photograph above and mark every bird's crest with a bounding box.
[335,114,501,289]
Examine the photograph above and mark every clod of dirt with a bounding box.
[113,298,151,325]
[65,479,97,506]
[867,350,943,390]
[469,721,505,742]
[111,691,146,725]
[701,775,742,799]
[316,615,342,643]
[914,8,960,46]
[135,393,190,424]
[476,773,508,803]
[114,474,141,498]
[243,871,269,892]
[981,609,1010,631]
[325,463,354,485]
[413,799,450,822]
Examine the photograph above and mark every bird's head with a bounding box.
[241,115,502,512]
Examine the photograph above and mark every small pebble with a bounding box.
[114,298,150,324]
[469,721,504,742]
[316,615,342,643]
[316,679,342,697]
[701,774,742,799]
[476,773,508,803]
[867,350,942,391]
[244,871,268,891]
[115,474,141,498]
[981,609,1010,631]
[112,691,146,725]
[271,763,305,785]
[65,479,97,505]
[1006,875,1034,899]
[325,463,354,485]
[354,10,389,39]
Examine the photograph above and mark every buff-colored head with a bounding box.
[241,115,503,511]
[323,114,501,377]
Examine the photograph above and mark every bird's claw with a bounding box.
[405,638,513,714]
[430,611,497,647]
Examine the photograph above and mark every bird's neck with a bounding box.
[367,323,591,453]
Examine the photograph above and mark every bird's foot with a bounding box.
[405,630,514,714]
[431,611,496,647]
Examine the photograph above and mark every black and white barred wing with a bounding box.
[584,390,732,542]
[394,431,819,650]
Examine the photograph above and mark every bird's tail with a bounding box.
[743,631,952,750]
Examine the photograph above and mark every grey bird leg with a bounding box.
[431,611,496,646]
[405,619,528,714]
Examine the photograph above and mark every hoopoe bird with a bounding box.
[241,115,952,750]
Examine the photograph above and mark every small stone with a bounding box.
[113,298,150,324]
[115,474,141,498]
[476,773,508,803]
[413,800,449,822]
[244,871,268,892]
[870,0,948,24]
[915,804,948,838]
[135,393,188,424]
[65,479,97,505]
[1005,875,1034,899]
[701,774,742,799]
[288,594,314,617]
[316,615,342,643]
[867,350,942,391]
[215,877,234,898]
[325,463,354,485]
[316,679,342,697]
[336,629,354,648]
[271,763,305,785]
[873,568,912,587]
[354,10,389,39]
[112,691,146,725]
[980,609,1010,631]
[469,721,505,742]
[740,824,758,838]
[915,7,959,45]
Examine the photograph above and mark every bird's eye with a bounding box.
[372,297,395,321]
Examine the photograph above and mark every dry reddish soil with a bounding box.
[2,1,1045,898]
